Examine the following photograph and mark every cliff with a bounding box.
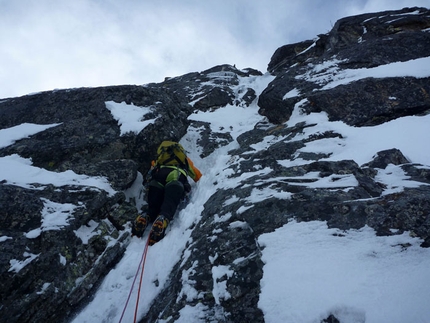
[1,7,429,323]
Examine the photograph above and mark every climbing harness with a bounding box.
[118,233,151,323]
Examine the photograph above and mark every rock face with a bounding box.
[0,85,193,322]
[259,7,430,126]
[0,7,429,323]
[0,66,262,322]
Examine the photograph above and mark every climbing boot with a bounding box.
[149,215,169,245]
[132,214,149,238]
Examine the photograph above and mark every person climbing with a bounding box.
[132,141,202,245]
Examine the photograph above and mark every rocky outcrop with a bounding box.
[0,84,195,322]
[0,85,193,173]
[140,8,430,323]
[259,7,430,125]
[142,129,430,323]
[149,64,262,158]
[0,65,265,322]
[152,64,262,112]
[1,7,429,323]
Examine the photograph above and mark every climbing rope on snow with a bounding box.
[118,234,151,323]
[134,234,151,323]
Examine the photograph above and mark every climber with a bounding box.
[132,141,202,245]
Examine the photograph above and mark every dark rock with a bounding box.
[0,85,193,175]
[151,64,263,112]
[363,148,410,169]
[304,77,430,126]
[402,163,430,184]
[141,115,430,321]
[322,314,340,323]
[268,39,317,73]
[0,84,194,322]
[189,121,233,158]
[0,183,132,323]
[193,86,235,111]
[259,7,430,125]
[267,7,430,74]
[60,159,139,191]
[328,7,430,66]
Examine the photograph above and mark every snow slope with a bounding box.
[1,57,430,322]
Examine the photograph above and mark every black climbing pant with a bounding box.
[147,166,187,221]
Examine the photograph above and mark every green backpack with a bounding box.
[156,141,189,169]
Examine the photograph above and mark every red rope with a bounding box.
[118,234,151,323]
[133,234,151,323]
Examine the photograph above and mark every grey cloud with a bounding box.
[0,0,428,98]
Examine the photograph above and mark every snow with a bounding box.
[8,252,40,274]
[173,303,208,323]
[40,198,82,230]
[37,282,51,295]
[283,88,301,99]
[74,220,100,244]
[321,57,430,90]
[283,106,430,167]
[59,254,67,266]
[188,73,274,140]
[211,265,234,305]
[0,154,116,195]
[296,56,430,90]
[247,186,293,202]
[2,58,430,322]
[105,101,159,136]
[178,260,200,302]
[258,220,430,323]
[0,122,61,149]
[376,164,430,195]
[24,198,84,241]
[188,104,262,140]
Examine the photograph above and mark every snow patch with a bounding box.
[0,154,116,195]
[211,265,234,305]
[0,123,61,149]
[283,88,300,99]
[178,261,200,302]
[297,57,430,90]
[25,198,84,239]
[37,282,51,295]
[74,220,100,244]
[9,252,40,273]
[258,220,430,323]
[0,236,13,242]
[376,163,429,195]
[105,101,159,136]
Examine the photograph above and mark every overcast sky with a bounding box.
[0,0,428,99]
